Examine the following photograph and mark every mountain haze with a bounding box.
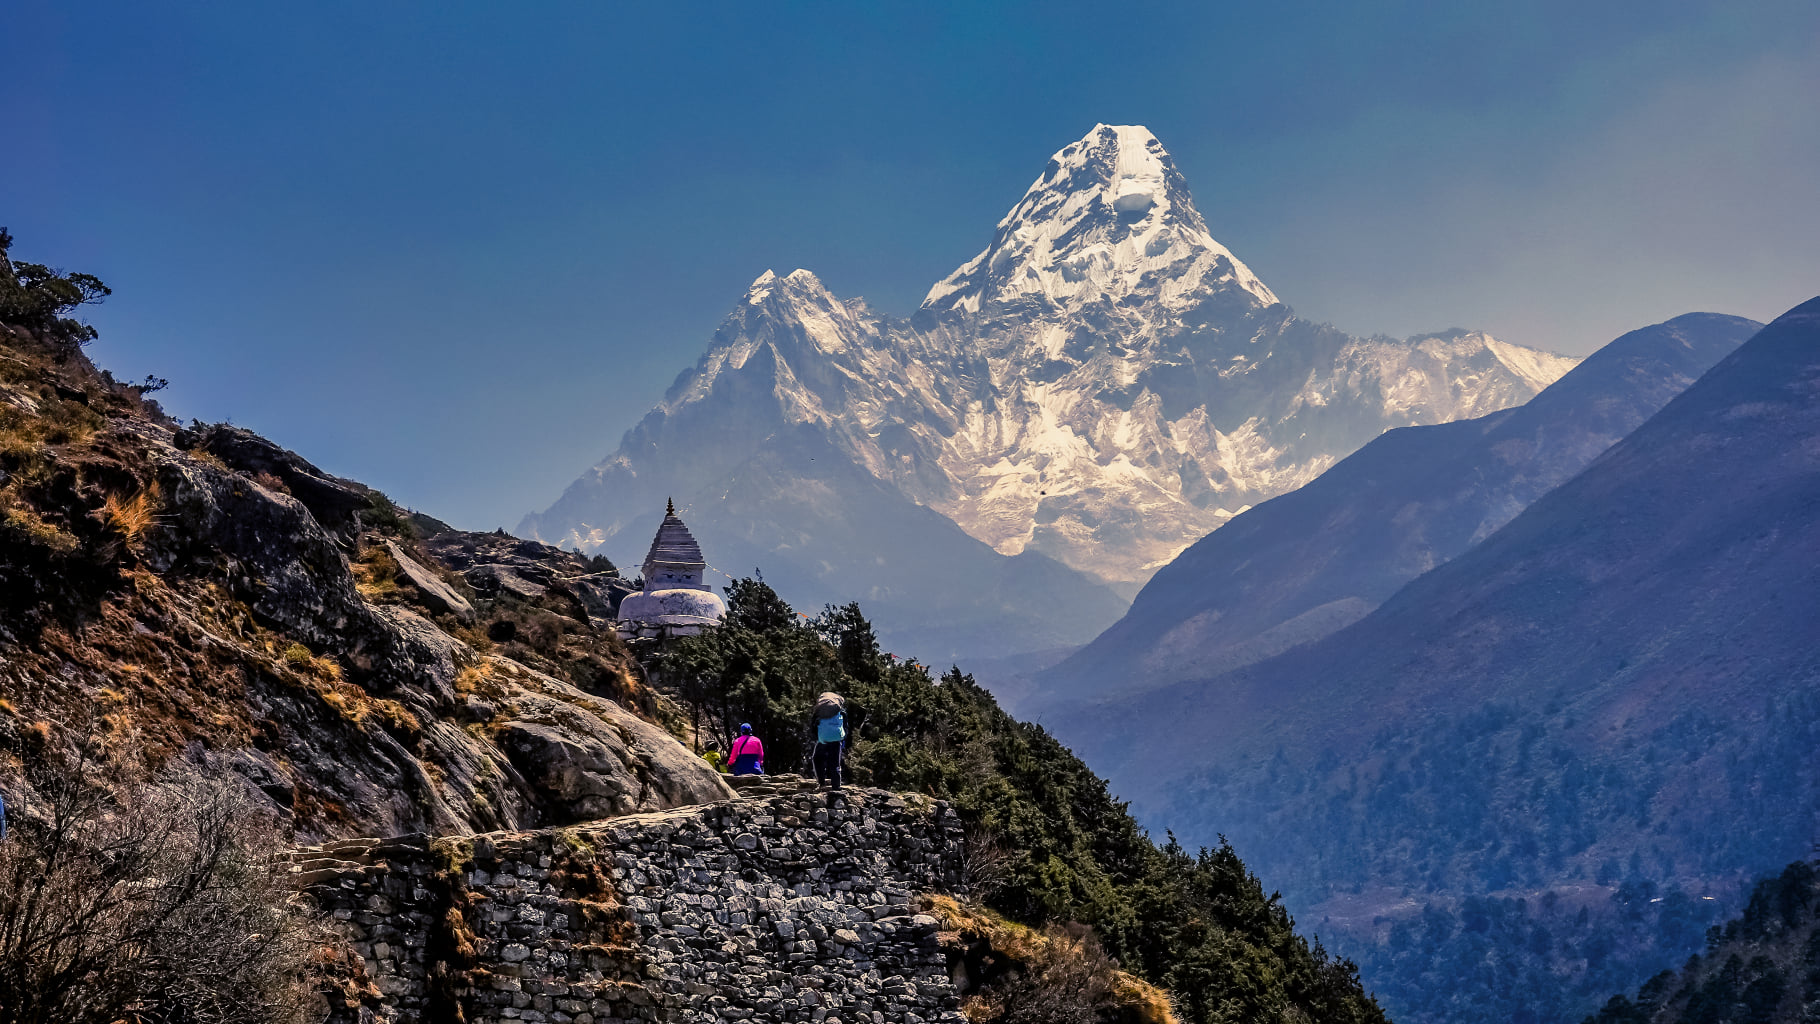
[1062,296,1820,1024]
[523,123,1575,658]
[1029,312,1761,711]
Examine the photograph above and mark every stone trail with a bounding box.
[287,778,970,1024]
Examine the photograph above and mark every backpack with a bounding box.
[817,710,846,744]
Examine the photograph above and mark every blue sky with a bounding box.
[5,1,1817,530]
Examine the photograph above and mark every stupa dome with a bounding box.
[617,587,727,625]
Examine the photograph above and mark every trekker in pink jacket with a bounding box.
[728,723,765,776]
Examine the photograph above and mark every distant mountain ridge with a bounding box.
[1026,311,1761,713]
[522,123,1575,658]
[1057,296,1820,1024]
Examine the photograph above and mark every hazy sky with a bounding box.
[5,1,1817,531]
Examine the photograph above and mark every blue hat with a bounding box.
[739,723,752,732]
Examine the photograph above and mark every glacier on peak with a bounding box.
[922,123,1278,316]
[522,123,1576,656]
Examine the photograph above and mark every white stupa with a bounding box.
[615,499,727,634]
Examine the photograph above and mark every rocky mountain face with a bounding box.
[1027,312,1761,714]
[1060,297,1820,1024]
[522,123,1574,658]
[0,321,730,843]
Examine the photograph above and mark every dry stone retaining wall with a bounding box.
[291,781,969,1024]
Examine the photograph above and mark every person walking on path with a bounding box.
[812,692,846,790]
[728,723,765,776]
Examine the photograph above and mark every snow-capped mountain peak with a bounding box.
[923,123,1278,315]
[524,124,1577,651]
[745,267,839,306]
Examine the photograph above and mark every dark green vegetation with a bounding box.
[1586,861,1820,1024]
[1345,869,1727,1024]
[1232,685,1820,1024]
[0,228,110,355]
[1287,689,1816,1024]
[659,582,1389,1024]
[1058,297,1820,1024]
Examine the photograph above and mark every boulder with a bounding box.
[182,424,369,532]
[489,659,733,821]
[384,540,475,622]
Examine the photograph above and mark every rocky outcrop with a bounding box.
[480,662,734,821]
[384,540,475,621]
[292,785,968,1024]
[0,327,726,843]
[145,442,729,837]
[179,423,371,532]
[422,527,635,624]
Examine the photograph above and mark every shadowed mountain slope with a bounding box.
[633,424,1130,662]
[1057,296,1820,1024]
[1585,859,1820,1024]
[1028,312,1760,713]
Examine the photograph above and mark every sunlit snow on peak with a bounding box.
[923,124,1279,314]
[746,270,778,303]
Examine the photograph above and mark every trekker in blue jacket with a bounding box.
[812,692,846,790]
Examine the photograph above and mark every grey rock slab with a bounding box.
[386,540,476,621]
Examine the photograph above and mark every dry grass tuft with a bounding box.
[350,543,403,601]
[251,471,290,495]
[103,483,160,540]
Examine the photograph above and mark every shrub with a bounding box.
[0,746,322,1024]
[357,491,414,537]
[0,229,110,355]
[969,923,1123,1024]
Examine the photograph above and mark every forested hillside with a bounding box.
[656,581,1388,1024]
[1586,860,1820,1024]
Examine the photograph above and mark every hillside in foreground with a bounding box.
[0,229,1387,1024]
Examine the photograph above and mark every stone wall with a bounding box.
[289,781,969,1024]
